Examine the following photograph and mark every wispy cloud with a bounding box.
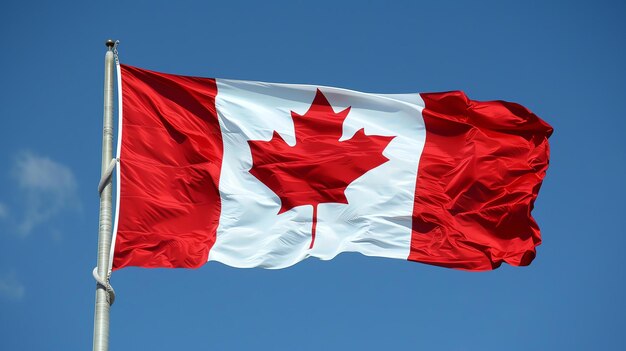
[0,272,25,300]
[11,151,80,236]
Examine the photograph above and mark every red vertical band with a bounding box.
[410,91,553,270]
[113,65,223,269]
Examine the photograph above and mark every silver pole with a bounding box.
[93,39,116,351]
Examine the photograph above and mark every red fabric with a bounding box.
[113,64,552,271]
[113,65,223,269]
[410,91,553,270]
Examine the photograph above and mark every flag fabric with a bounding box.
[111,64,552,271]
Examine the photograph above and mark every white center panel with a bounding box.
[209,79,426,268]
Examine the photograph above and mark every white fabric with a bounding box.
[209,79,426,268]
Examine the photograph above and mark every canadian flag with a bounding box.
[111,64,552,271]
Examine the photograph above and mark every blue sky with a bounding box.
[1,0,625,350]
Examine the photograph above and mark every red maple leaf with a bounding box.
[248,89,395,249]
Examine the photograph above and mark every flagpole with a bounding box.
[93,39,116,351]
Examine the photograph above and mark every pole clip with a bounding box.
[98,158,118,195]
[92,267,116,305]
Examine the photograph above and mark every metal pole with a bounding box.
[93,39,116,351]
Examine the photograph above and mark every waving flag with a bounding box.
[111,64,552,271]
